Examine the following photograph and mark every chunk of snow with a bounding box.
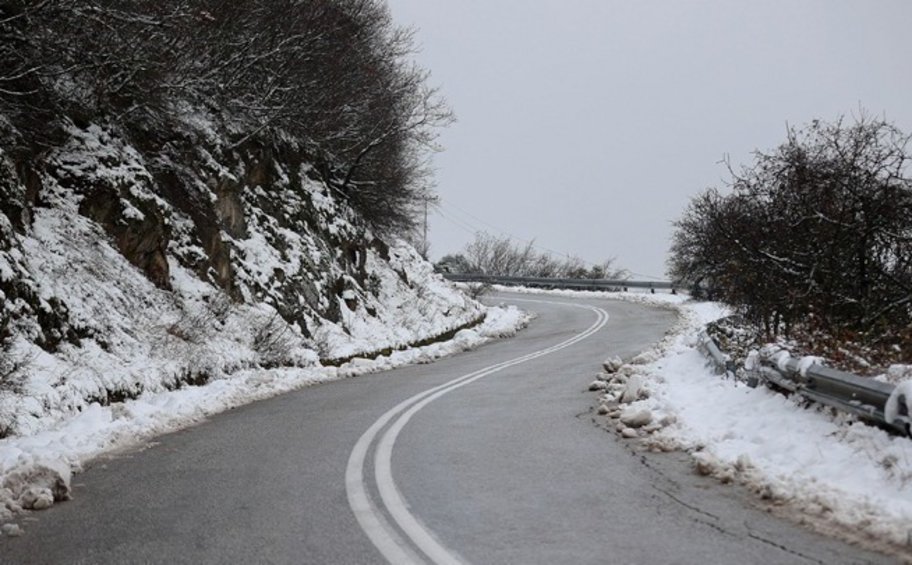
[884,380,912,425]
[797,355,823,377]
[692,452,719,477]
[602,356,623,373]
[619,408,652,428]
[744,350,760,372]
[773,350,792,372]
[1,459,72,510]
[620,375,645,404]
[20,488,53,510]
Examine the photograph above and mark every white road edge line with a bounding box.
[347,299,609,564]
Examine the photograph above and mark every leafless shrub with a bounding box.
[205,291,232,324]
[465,281,492,300]
[0,312,32,392]
[252,311,299,367]
[161,290,232,345]
[456,232,627,279]
[311,330,334,362]
[669,114,912,351]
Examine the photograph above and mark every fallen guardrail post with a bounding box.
[697,331,737,380]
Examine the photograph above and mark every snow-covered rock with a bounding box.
[619,408,653,428]
[1,460,71,513]
[885,380,912,426]
[602,356,623,373]
[620,375,646,404]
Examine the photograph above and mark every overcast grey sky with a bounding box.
[386,0,912,279]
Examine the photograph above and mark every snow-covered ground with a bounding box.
[1,122,538,526]
[622,302,912,551]
[0,302,529,524]
[500,285,912,553]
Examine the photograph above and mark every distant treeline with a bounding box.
[0,0,449,233]
[438,232,627,280]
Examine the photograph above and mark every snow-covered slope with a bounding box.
[0,119,515,519]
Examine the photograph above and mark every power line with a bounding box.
[435,208,481,238]
[434,199,670,280]
[435,198,612,269]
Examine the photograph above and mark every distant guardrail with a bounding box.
[698,332,911,437]
[443,273,677,293]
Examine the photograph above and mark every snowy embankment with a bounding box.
[502,285,912,552]
[0,304,529,524]
[0,121,535,527]
[616,302,912,551]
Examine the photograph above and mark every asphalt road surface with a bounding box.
[1,292,892,564]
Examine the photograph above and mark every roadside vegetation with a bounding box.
[669,114,912,371]
[0,0,478,441]
[0,0,449,236]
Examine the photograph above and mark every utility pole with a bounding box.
[419,192,439,260]
[423,196,428,257]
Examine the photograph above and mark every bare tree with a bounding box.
[0,0,450,235]
[459,232,626,279]
[669,114,912,346]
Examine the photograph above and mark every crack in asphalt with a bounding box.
[635,436,839,565]
[650,484,721,522]
[746,531,830,565]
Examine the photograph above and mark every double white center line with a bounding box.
[346,299,610,564]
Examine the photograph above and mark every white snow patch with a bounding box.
[885,381,912,427]
[797,355,824,377]
[599,295,912,548]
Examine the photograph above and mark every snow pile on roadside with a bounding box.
[0,303,529,522]
[490,285,912,549]
[592,297,912,549]
[1,121,517,524]
[2,122,491,441]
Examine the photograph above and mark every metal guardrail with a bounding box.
[697,332,736,380]
[443,273,677,292]
[448,272,910,437]
[698,332,911,437]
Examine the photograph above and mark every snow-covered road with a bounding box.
[0,293,890,564]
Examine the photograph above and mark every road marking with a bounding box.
[347,299,609,564]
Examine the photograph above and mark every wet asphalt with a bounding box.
[0,292,893,564]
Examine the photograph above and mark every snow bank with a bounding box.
[0,121,529,526]
[595,295,912,549]
[496,285,912,550]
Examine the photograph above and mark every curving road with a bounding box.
[1,292,890,564]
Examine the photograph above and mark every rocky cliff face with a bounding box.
[0,118,482,438]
